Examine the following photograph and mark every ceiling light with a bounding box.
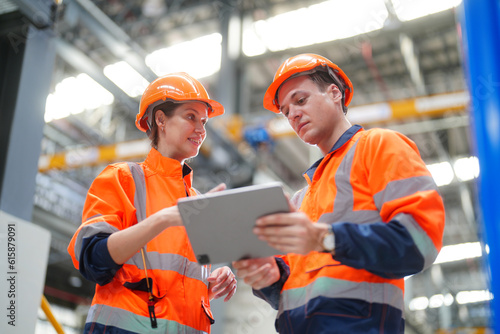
[409,291,489,311]
[434,242,482,264]
[103,61,149,98]
[456,290,492,305]
[454,156,480,181]
[444,293,454,306]
[409,296,429,311]
[426,161,454,187]
[429,294,444,308]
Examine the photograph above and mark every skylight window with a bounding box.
[391,0,462,22]
[145,33,222,79]
[243,0,388,56]
[45,74,114,123]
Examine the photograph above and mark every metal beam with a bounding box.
[269,91,469,138]
[38,91,470,171]
[11,0,53,29]
[72,0,157,81]
[399,33,426,96]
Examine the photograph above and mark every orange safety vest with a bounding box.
[68,148,213,333]
[278,127,445,321]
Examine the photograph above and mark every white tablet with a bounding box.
[178,182,289,265]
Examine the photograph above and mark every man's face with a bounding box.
[277,75,342,151]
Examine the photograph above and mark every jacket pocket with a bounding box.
[201,297,215,325]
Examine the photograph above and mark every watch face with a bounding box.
[323,233,334,251]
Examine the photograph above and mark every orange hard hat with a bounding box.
[136,72,224,133]
[263,53,353,113]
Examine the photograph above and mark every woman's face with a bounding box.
[158,101,209,162]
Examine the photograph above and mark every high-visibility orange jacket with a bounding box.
[68,148,214,333]
[255,125,445,333]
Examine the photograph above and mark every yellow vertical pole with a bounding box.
[40,295,65,334]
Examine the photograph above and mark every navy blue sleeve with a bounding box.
[332,220,425,278]
[252,257,290,310]
[78,233,123,286]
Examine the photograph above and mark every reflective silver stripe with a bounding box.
[86,213,103,220]
[396,213,438,269]
[326,140,360,222]
[125,252,210,286]
[318,210,382,224]
[373,175,438,211]
[127,162,147,223]
[87,303,208,334]
[126,162,152,271]
[291,186,308,209]
[278,277,404,318]
[74,221,120,261]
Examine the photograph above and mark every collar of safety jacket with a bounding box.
[304,124,364,181]
[144,147,193,179]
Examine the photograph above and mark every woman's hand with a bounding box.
[108,205,183,264]
[206,183,226,194]
[207,266,237,302]
[232,257,280,290]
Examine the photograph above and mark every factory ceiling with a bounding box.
[3,0,486,332]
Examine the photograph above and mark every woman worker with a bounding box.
[68,72,237,333]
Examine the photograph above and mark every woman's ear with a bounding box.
[155,110,166,130]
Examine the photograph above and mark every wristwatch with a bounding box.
[321,224,335,253]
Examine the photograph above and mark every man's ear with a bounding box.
[328,84,343,102]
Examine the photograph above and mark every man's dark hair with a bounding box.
[308,71,349,114]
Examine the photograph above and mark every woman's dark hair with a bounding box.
[149,101,178,149]
[308,71,348,114]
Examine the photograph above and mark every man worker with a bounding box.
[233,53,445,333]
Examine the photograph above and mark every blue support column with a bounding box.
[0,14,56,221]
[459,0,500,330]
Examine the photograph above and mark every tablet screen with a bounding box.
[178,182,289,264]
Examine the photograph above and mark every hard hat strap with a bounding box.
[143,99,170,137]
[326,66,347,110]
